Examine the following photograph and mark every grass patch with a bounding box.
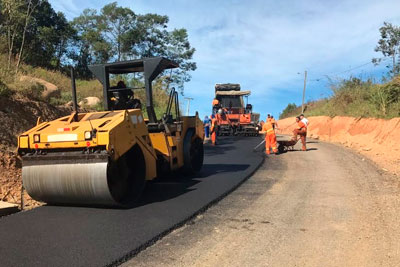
[0,79,12,97]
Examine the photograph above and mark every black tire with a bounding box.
[183,129,204,175]
[107,145,146,207]
[278,144,285,154]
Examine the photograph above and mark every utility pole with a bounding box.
[301,70,307,114]
[184,97,193,116]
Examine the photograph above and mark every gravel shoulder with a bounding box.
[122,140,400,267]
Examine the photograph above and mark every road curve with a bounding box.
[123,140,400,267]
[0,136,263,267]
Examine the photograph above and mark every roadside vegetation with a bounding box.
[0,53,174,117]
[280,76,400,119]
[0,1,194,117]
[280,22,400,120]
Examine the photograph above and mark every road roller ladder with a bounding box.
[17,57,204,207]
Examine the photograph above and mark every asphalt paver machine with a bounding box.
[214,83,259,136]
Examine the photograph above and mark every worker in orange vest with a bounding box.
[212,98,220,114]
[270,115,278,129]
[293,116,307,151]
[210,114,218,145]
[261,118,278,155]
[266,114,272,122]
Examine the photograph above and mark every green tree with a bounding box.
[0,0,26,70]
[26,5,76,70]
[15,0,42,73]
[128,14,196,91]
[98,2,137,61]
[163,28,196,91]
[0,0,76,72]
[131,13,170,58]
[34,11,76,69]
[279,103,298,119]
[72,2,196,91]
[72,8,112,76]
[372,22,400,75]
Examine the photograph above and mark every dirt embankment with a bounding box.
[0,94,71,208]
[278,116,400,176]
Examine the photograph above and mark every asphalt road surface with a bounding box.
[123,140,400,267]
[0,136,263,267]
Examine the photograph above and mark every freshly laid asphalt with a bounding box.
[0,136,263,267]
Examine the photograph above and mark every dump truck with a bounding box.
[214,83,259,136]
[17,57,204,207]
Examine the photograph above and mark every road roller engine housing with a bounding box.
[17,57,204,207]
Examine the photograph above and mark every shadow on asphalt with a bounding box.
[199,163,250,178]
[204,136,254,155]
[284,148,318,153]
[136,179,198,206]
[204,145,236,155]
[273,147,319,154]
[134,163,250,207]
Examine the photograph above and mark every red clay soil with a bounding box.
[278,116,400,176]
[0,94,71,208]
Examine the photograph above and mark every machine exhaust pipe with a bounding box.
[70,67,78,121]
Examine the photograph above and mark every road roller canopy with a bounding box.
[88,57,179,123]
[89,57,178,76]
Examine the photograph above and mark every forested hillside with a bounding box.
[0,1,196,89]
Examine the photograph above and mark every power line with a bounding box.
[307,56,391,82]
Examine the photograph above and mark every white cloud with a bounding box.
[50,0,81,18]
[50,0,400,118]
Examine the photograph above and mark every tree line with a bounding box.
[0,0,196,90]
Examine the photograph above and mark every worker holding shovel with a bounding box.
[292,116,307,151]
[260,117,278,155]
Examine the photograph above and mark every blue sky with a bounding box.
[50,0,400,119]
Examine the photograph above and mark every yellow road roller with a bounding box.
[17,57,204,207]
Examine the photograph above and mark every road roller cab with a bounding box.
[17,57,204,207]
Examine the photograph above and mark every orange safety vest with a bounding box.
[262,121,275,135]
[211,118,218,131]
[212,99,220,106]
[298,120,307,130]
